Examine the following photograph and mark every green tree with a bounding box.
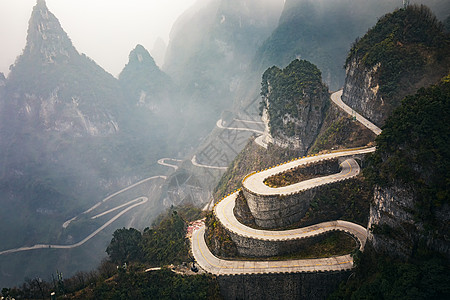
[106,227,143,264]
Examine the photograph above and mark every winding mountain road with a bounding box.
[158,158,183,171]
[216,119,264,134]
[191,155,228,170]
[331,90,382,135]
[0,197,148,256]
[1,175,169,256]
[63,175,167,228]
[191,90,381,275]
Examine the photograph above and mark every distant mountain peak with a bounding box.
[24,0,77,63]
[128,44,157,67]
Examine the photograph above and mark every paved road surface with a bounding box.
[254,134,268,149]
[243,149,375,196]
[0,197,148,255]
[215,190,367,245]
[63,175,166,228]
[158,158,182,171]
[192,226,354,275]
[331,90,382,135]
[216,119,264,134]
[191,90,382,275]
[192,155,368,275]
[191,155,228,170]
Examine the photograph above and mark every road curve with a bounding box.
[0,197,148,256]
[254,134,269,149]
[331,90,382,136]
[243,148,375,196]
[63,175,166,228]
[214,191,367,245]
[191,155,368,275]
[216,119,264,134]
[191,90,381,275]
[192,226,354,275]
[191,155,228,170]
[158,158,182,171]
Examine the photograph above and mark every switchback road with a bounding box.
[0,197,148,255]
[191,90,380,275]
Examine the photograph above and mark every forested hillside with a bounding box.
[342,4,450,125]
[260,59,329,151]
[332,77,450,300]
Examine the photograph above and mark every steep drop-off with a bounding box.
[365,77,450,261]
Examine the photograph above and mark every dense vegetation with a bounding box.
[105,205,203,267]
[0,206,216,299]
[332,77,450,299]
[346,5,450,100]
[264,158,338,188]
[79,268,221,300]
[204,213,238,258]
[331,245,450,299]
[365,78,450,226]
[260,59,328,138]
[309,116,375,154]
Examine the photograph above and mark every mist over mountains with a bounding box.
[0,0,449,288]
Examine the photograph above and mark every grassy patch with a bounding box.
[229,231,357,261]
[263,159,338,188]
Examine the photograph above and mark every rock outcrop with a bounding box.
[260,59,329,153]
[342,5,450,126]
[5,0,123,137]
[119,45,173,112]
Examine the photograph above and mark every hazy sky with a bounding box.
[0,0,198,76]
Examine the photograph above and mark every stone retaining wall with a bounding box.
[228,229,346,257]
[218,270,350,300]
[243,188,316,228]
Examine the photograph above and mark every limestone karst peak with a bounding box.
[129,45,157,65]
[36,0,47,7]
[22,0,77,63]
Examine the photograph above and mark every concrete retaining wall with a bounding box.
[242,158,342,229]
[228,229,342,257]
[243,188,315,228]
[218,270,350,300]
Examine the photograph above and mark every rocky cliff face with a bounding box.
[260,59,329,153]
[368,184,450,261]
[342,5,450,126]
[119,44,173,113]
[253,0,413,91]
[341,60,386,126]
[4,0,122,138]
[365,78,450,261]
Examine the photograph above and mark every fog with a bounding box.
[0,0,197,76]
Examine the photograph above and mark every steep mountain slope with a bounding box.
[253,0,394,90]
[366,77,450,260]
[331,75,450,300]
[0,1,123,220]
[342,5,450,126]
[0,1,168,286]
[260,59,329,152]
[119,44,173,112]
[164,0,284,115]
[253,0,450,91]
